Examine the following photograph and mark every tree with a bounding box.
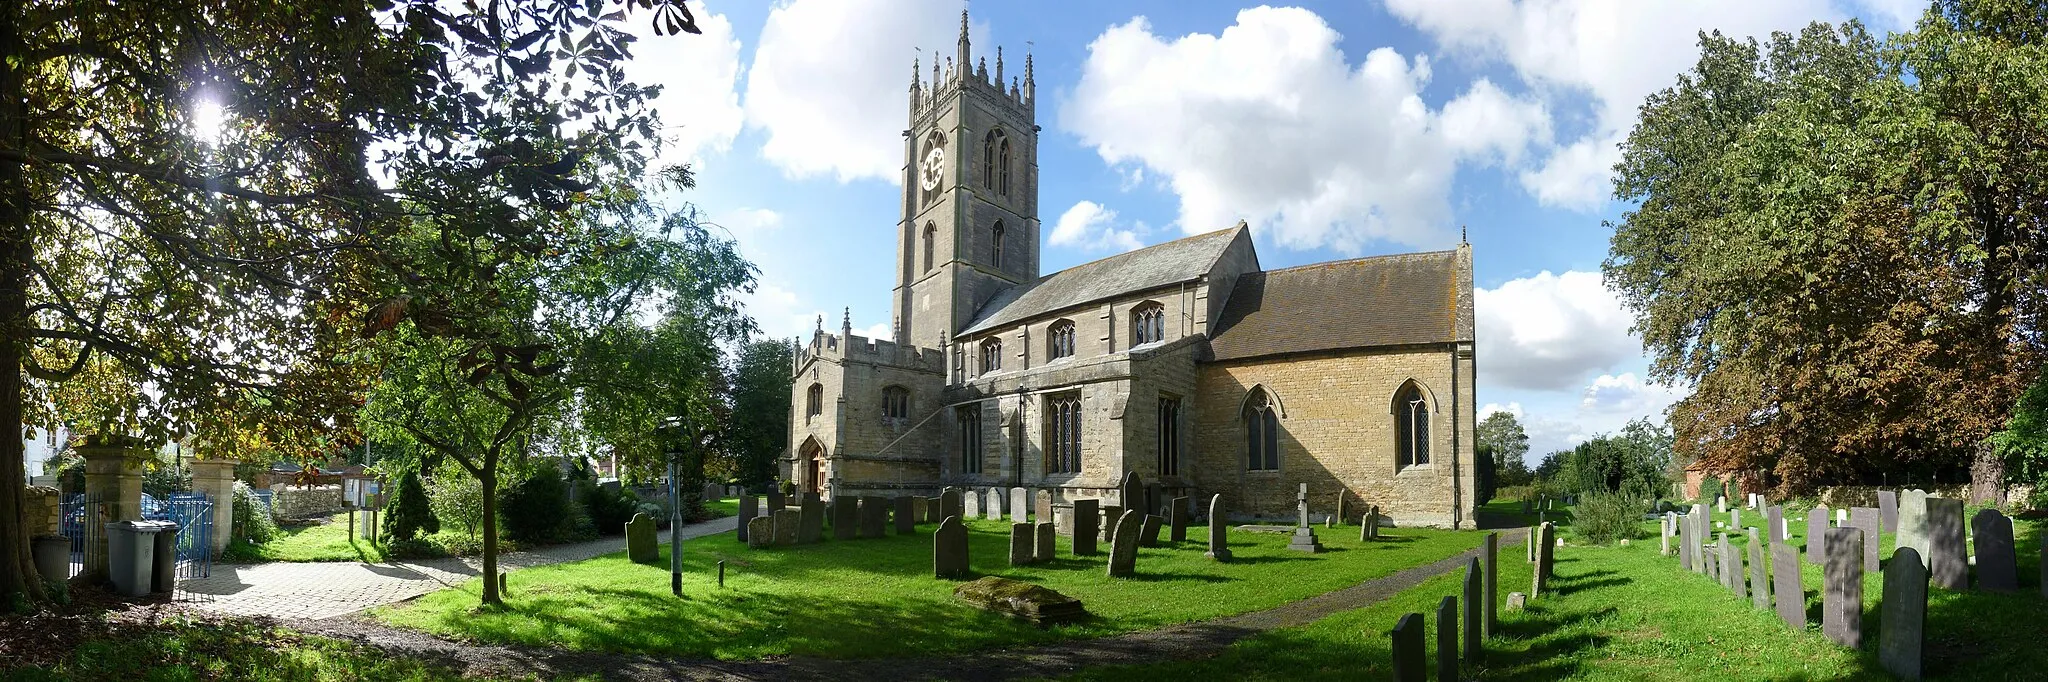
[1497,453,1535,488]
[1475,443,1497,506]
[1605,4,2048,492]
[1477,411,1531,468]
[724,339,793,489]
[1560,418,1674,497]
[383,468,439,542]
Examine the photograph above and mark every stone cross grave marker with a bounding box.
[1073,498,1100,555]
[933,516,968,578]
[1748,527,1770,610]
[1881,547,1927,680]
[1107,510,1143,577]
[1169,496,1190,542]
[831,495,858,541]
[1971,508,2018,592]
[1849,508,1880,573]
[894,496,916,536]
[1483,533,1500,636]
[1772,542,1805,630]
[1463,557,1483,663]
[1035,522,1056,563]
[798,494,824,544]
[1391,612,1425,682]
[625,513,657,563]
[1009,523,1035,566]
[1806,505,1831,564]
[1288,484,1324,552]
[1925,497,1967,590]
[1823,527,1865,648]
[1010,487,1029,524]
[746,517,773,549]
[738,495,759,543]
[1437,595,1459,682]
[1897,489,1929,557]
[859,496,888,538]
[1205,494,1231,561]
[1878,490,1899,534]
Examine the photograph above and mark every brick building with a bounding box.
[787,12,1477,528]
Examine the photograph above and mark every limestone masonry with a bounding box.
[785,10,1477,529]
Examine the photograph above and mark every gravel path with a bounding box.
[288,526,1530,681]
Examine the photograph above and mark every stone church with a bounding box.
[787,14,1478,528]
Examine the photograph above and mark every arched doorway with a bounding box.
[798,438,825,494]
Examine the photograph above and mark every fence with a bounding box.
[59,492,109,579]
[155,493,214,580]
[57,490,214,584]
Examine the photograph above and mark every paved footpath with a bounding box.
[178,515,737,620]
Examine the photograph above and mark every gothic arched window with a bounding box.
[1047,319,1075,360]
[1132,302,1166,345]
[881,386,910,421]
[979,338,1003,375]
[806,383,824,422]
[1396,383,1431,469]
[991,221,1005,269]
[999,137,1012,196]
[982,129,1004,189]
[1046,393,1082,474]
[923,223,936,273]
[1244,387,1280,471]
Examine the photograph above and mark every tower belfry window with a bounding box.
[923,223,936,273]
[992,222,1005,269]
[999,137,1012,196]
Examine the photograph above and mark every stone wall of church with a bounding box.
[790,332,947,500]
[1192,344,1477,528]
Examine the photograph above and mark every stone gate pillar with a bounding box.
[189,459,240,556]
[78,438,150,522]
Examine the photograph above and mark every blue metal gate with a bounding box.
[59,492,109,579]
[157,494,214,580]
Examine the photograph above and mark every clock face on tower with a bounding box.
[919,145,946,191]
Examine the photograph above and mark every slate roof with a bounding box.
[1206,250,1467,362]
[958,225,1246,336]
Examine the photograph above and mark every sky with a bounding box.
[22,0,1935,475]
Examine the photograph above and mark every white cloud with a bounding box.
[1479,402,1522,420]
[743,0,989,183]
[743,281,813,341]
[1049,200,1144,252]
[859,323,893,340]
[1062,8,1550,253]
[1385,0,1842,209]
[622,6,745,167]
[712,207,783,239]
[1580,372,1686,417]
[1475,270,1639,391]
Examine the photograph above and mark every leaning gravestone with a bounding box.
[1145,482,1162,518]
[1925,497,1967,590]
[1010,487,1029,524]
[1169,496,1190,542]
[1072,498,1101,555]
[738,495,759,543]
[894,496,916,536]
[1897,489,1929,557]
[1881,547,1928,680]
[1107,510,1143,577]
[1748,527,1770,610]
[1391,612,1425,682]
[859,496,889,538]
[1141,515,1165,546]
[1035,522,1056,563]
[1849,507,1880,574]
[933,516,968,579]
[798,494,824,544]
[1823,527,1865,648]
[941,488,963,522]
[1878,490,1899,534]
[1772,543,1806,630]
[1767,505,1786,543]
[746,517,774,549]
[1483,533,1500,636]
[1035,489,1053,524]
[1205,494,1231,561]
[1531,523,1556,597]
[1120,472,1143,512]
[625,513,658,563]
[1100,505,1123,544]
[773,508,800,546]
[1436,595,1458,682]
[1806,505,1831,564]
[1972,508,2018,592]
[1463,557,1483,663]
[831,495,858,541]
[964,487,981,519]
[1009,523,1035,566]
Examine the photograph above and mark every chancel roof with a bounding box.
[957,225,1247,336]
[1206,249,1468,362]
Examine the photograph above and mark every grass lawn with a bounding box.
[223,512,393,563]
[1063,499,2048,681]
[4,613,501,681]
[373,516,1485,661]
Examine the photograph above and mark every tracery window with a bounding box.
[1244,387,1280,471]
[1396,383,1431,469]
[1046,394,1082,474]
[1047,320,1075,360]
[1132,302,1166,345]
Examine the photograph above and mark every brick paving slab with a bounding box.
[179,516,737,620]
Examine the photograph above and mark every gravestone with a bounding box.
[964,487,981,519]
[1521,499,1531,515]
[1505,592,1527,611]
[738,495,759,542]
[894,496,916,536]
[1897,489,1929,557]
[1718,496,1727,513]
[1362,505,1381,541]
[1880,548,1928,680]
[773,508,800,546]
[1437,595,1458,682]
[768,489,785,511]
[1531,523,1555,597]
[1288,484,1324,552]
[1072,498,1101,555]
[933,516,968,578]
[798,494,824,544]
[1749,527,1770,610]
[954,576,1087,625]
[1391,612,1425,682]
[1140,515,1164,547]
[925,496,941,523]
[1878,490,1899,534]
[1806,505,1831,564]
[1849,507,1880,574]
[1661,513,1674,556]
[941,488,963,522]
[1530,524,1540,563]
[1205,494,1231,561]
[1010,487,1029,524]
[859,496,888,538]
[625,513,657,563]
[1483,533,1500,636]
[831,495,858,541]
[1463,557,1483,663]
[985,488,1002,521]
[1337,494,1349,526]
[1837,508,1848,527]
[702,482,722,503]
[1721,533,1742,598]
[1035,490,1053,524]
[1107,510,1143,577]
[1169,496,1190,542]
[1100,505,1123,543]
[1731,507,1742,531]
[1145,482,1162,518]
[910,496,927,526]
[1693,504,1711,573]
[1035,522,1056,563]
[746,517,773,549]
[1823,527,1865,648]
[1119,472,1143,512]
[1009,523,1035,566]
[1971,508,2017,592]
[1772,543,1806,629]
[1925,497,1966,590]
[1767,505,1786,543]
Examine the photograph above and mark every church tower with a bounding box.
[893,10,1039,353]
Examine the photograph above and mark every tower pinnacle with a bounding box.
[957,8,971,70]
[996,46,1005,84]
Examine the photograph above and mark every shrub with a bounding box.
[142,463,192,499]
[1726,478,1743,506]
[427,459,483,540]
[499,464,575,544]
[1573,490,1648,546]
[583,484,640,535]
[230,482,279,546]
[1699,476,1724,505]
[1495,485,1534,503]
[382,469,438,542]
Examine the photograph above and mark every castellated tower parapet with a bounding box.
[910,9,1034,122]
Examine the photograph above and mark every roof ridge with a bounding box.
[1257,248,1458,275]
[1038,221,1244,277]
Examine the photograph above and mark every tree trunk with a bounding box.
[478,442,500,607]
[1970,440,2006,507]
[0,1,46,607]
